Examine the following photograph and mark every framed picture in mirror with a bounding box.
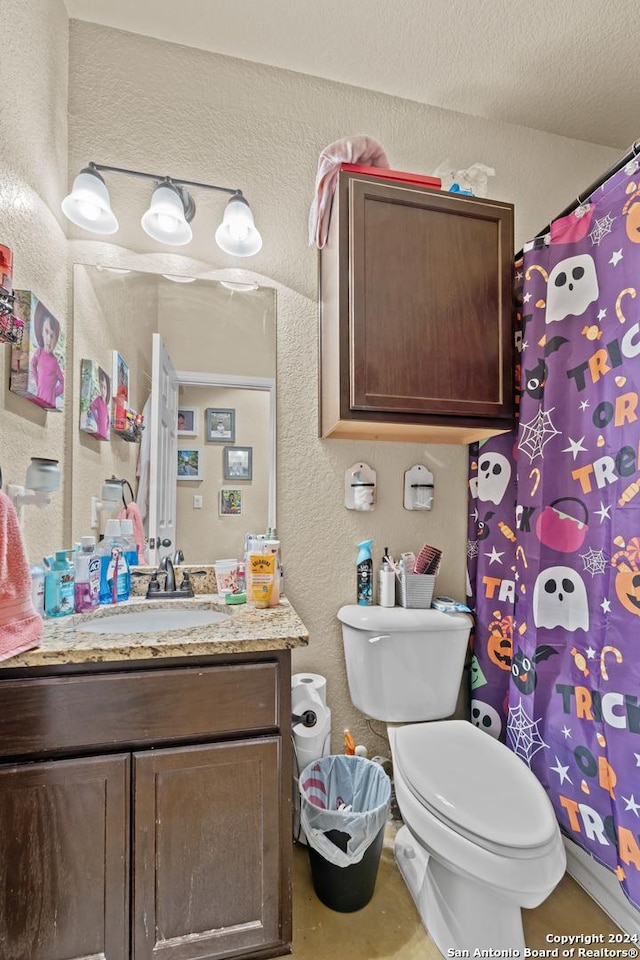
[177,448,203,480]
[177,406,198,436]
[220,489,242,515]
[223,446,253,481]
[206,407,235,442]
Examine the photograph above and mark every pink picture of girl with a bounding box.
[80,359,111,440]
[89,367,111,439]
[30,301,65,409]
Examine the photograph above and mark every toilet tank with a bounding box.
[338,606,472,722]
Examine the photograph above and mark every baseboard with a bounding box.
[563,837,640,936]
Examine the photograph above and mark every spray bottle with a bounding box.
[356,539,374,605]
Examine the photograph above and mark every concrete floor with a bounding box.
[291,827,623,959]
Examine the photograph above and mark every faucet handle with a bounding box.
[146,573,162,598]
[179,570,195,597]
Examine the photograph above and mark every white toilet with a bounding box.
[338,605,566,956]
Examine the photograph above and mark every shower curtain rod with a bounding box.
[515,137,640,260]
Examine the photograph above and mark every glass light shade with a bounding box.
[215,195,262,257]
[25,457,61,493]
[141,185,193,246]
[101,479,122,503]
[162,274,196,283]
[61,168,119,235]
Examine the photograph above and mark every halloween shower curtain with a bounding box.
[468,158,640,909]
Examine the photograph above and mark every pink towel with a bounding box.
[118,501,148,565]
[0,490,42,660]
[309,135,389,249]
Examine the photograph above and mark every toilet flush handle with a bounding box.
[368,634,391,644]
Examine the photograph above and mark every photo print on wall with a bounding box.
[220,489,242,515]
[177,448,203,480]
[79,359,111,440]
[205,407,235,442]
[177,406,199,437]
[10,290,66,410]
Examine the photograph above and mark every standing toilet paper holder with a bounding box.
[345,462,377,511]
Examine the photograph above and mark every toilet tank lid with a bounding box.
[337,605,472,634]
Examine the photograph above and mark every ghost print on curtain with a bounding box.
[468,158,640,909]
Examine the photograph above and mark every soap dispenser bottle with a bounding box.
[356,539,374,606]
[74,536,100,612]
[98,519,131,605]
[44,551,75,618]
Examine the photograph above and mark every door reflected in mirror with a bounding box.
[71,265,276,564]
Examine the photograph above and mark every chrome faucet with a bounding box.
[159,556,176,592]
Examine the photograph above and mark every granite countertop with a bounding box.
[2,596,309,669]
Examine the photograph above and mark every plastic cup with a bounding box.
[214,559,239,595]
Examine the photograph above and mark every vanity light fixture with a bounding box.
[62,162,263,257]
[7,457,61,525]
[90,477,123,530]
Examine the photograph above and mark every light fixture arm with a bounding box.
[86,161,243,199]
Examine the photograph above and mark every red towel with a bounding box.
[309,135,389,249]
[0,490,42,660]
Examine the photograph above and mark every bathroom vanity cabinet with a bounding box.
[319,170,515,443]
[0,650,293,960]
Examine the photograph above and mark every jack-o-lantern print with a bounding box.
[611,536,640,616]
[623,185,640,244]
[487,610,514,670]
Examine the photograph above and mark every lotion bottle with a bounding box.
[44,551,75,618]
[356,539,374,606]
[378,548,396,608]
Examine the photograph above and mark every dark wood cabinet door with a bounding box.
[319,171,515,442]
[349,178,513,420]
[0,754,130,960]
[133,737,284,960]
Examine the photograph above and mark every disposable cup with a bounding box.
[214,559,239,595]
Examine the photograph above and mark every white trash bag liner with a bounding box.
[299,755,391,867]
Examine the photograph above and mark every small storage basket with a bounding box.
[396,572,436,609]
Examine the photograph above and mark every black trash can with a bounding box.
[299,755,391,913]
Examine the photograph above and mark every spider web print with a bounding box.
[580,547,608,577]
[467,540,479,559]
[518,407,560,462]
[589,213,615,246]
[507,700,549,766]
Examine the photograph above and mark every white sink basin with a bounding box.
[76,608,228,635]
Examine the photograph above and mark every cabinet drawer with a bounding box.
[0,662,279,757]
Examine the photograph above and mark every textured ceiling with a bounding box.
[65,0,640,151]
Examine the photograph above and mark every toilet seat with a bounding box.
[394,720,558,859]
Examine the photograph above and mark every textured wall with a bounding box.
[0,0,69,562]
[1,12,619,750]
[65,20,621,750]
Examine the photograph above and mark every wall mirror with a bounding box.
[71,265,276,564]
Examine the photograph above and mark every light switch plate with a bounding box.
[193,495,203,509]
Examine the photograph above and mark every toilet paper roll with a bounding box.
[292,699,331,738]
[292,673,327,707]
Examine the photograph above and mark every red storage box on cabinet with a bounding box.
[339,163,441,190]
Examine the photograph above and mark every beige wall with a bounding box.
[176,385,270,562]
[1,9,620,748]
[0,0,69,563]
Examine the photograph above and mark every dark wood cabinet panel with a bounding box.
[319,171,515,443]
[0,650,292,960]
[0,661,278,758]
[133,739,284,960]
[0,754,129,960]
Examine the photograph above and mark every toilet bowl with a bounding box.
[390,721,566,954]
[337,605,566,957]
